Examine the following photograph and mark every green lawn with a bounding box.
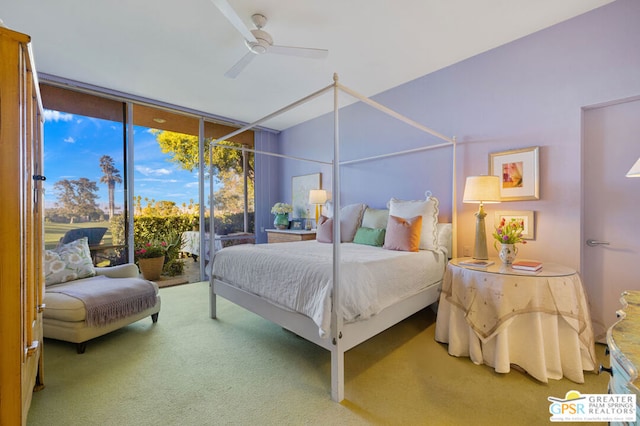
[44,221,113,249]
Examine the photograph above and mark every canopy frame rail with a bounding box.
[208,82,335,145]
[210,142,333,166]
[340,141,454,166]
[335,82,455,144]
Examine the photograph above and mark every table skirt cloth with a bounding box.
[435,265,597,383]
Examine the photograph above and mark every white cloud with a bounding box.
[43,109,73,122]
[135,166,172,176]
[137,178,178,183]
[64,137,75,143]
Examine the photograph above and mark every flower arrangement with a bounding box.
[493,218,527,246]
[271,202,293,215]
[134,241,168,259]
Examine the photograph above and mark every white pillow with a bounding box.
[387,194,439,251]
[44,237,96,286]
[323,202,366,242]
[436,223,452,257]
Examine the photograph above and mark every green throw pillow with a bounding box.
[353,227,386,247]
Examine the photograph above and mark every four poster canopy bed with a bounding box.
[208,74,457,402]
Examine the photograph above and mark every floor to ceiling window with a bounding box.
[41,82,255,282]
[41,85,128,266]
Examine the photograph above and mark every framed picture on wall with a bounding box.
[489,146,540,201]
[291,173,321,218]
[494,210,535,240]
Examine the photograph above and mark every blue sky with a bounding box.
[43,110,203,211]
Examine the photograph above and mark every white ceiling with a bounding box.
[1,0,614,131]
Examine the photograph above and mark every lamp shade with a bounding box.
[626,157,640,177]
[308,189,327,205]
[462,175,501,203]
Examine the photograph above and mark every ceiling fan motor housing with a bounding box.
[245,29,272,54]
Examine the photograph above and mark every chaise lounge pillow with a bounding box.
[44,237,96,286]
[387,195,439,251]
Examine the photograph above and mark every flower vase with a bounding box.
[138,256,165,281]
[274,213,289,230]
[498,244,518,265]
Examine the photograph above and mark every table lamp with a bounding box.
[308,189,327,228]
[626,157,640,177]
[463,175,501,259]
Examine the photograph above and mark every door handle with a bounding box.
[586,239,610,247]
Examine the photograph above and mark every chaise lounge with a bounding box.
[43,237,161,353]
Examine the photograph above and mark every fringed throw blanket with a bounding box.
[47,275,157,327]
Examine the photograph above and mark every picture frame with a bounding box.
[291,173,321,218]
[489,146,539,201]
[494,210,535,240]
[290,219,303,230]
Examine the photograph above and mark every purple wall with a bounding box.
[270,0,640,268]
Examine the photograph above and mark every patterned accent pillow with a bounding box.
[45,237,96,286]
[383,215,423,252]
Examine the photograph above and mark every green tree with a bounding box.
[215,171,251,213]
[153,130,254,215]
[53,178,101,223]
[99,155,123,219]
[133,196,182,217]
[153,130,254,182]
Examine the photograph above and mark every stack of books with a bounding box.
[511,260,543,271]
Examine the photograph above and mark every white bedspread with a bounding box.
[211,241,446,337]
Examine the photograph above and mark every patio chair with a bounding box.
[59,227,108,246]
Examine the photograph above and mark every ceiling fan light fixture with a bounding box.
[245,40,267,55]
[244,28,272,54]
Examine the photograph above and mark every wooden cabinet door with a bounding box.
[0,26,44,426]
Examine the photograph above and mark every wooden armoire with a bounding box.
[0,25,45,425]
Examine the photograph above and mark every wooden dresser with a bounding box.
[0,26,46,425]
[605,291,640,425]
[266,229,316,243]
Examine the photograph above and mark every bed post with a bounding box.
[209,133,217,320]
[330,73,345,402]
[451,136,458,258]
[209,284,217,319]
[331,347,345,402]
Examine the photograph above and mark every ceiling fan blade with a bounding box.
[210,0,257,42]
[224,52,256,78]
[269,45,329,59]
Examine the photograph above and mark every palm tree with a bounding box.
[99,155,122,219]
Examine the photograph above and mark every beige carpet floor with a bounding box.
[28,281,609,425]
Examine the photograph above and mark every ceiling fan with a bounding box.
[210,0,329,78]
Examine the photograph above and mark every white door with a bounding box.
[583,98,640,341]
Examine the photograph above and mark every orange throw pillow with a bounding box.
[383,215,423,252]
